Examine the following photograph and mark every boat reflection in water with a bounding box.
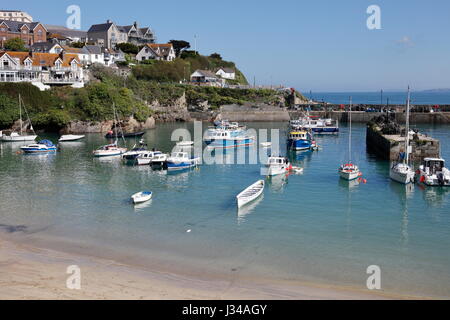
[338,177,361,190]
[133,199,153,213]
[266,174,289,193]
[419,184,450,209]
[390,181,415,245]
[237,195,264,225]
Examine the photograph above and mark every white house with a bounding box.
[0,51,84,89]
[190,70,224,87]
[136,43,176,62]
[216,67,236,80]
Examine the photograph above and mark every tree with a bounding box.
[168,40,190,57]
[115,43,139,55]
[4,38,27,52]
[210,53,222,60]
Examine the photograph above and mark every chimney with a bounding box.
[134,21,138,28]
[107,19,112,24]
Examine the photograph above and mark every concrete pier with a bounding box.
[366,124,440,162]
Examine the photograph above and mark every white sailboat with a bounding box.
[339,97,362,181]
[1,94,37,142]
[390,87,415,184]
[93,102,127,157]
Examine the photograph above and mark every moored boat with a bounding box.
[204,121,254,149]
[339,163,362,181]
[287,130,314,151]
[131,191,153,204]
[59,134,85,142]
[166,152,200,171]
[291,116,339,134]
[20,140,57,153]
[390,87,415,185]
[417,158,450,186]
[122,140,149,163]
[93,143,127,157]
[236,180,265,208]
[135,151,164,165]
[105,131,145,139]
[262,156,292,176]
[339,97,362,181]
[151,153,168,168]
[1,94,37,142]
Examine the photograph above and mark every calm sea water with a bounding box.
[0,122,449,298]
[310,91,450,105]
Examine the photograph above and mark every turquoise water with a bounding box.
[310,91,450,105]
[0,122,449,298]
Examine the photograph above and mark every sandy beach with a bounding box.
[0,235,410,300]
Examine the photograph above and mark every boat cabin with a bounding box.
[422,158,446,174]
[268,157,289,165]
[170,152,189,159]
[289,131,310,140]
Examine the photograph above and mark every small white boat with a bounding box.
[93,143,127,157]
[262,156,292,176]
[418,158,450,186]
[131,191,153,204]
[292,166,304,174]
[151,153,168,167]
[236,180,265,208]
[260,142,272,148]
[339,163,361,181]
[135,151,163,165]
[166,152,200,171]
[59,134,85,142]
[1,131,37,142]
[176,141,194,147]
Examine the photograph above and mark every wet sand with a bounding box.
[0,236,413,300]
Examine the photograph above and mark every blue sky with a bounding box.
[10,0,450,91]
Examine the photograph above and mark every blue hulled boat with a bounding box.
[20,140,57,153]
[287,131,314,151]
[204,121,254,149]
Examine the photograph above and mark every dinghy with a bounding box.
[236,180,265,208]
[131,191,153,204]
[59,135,85,142]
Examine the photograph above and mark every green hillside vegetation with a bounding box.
[132,52,248,85]
[0,66,304,131]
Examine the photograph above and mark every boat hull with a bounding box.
[21,147,57,153]
[59,135,85,142]
[236,180,265,208]
[105,132,145,139]
[1,135,37,142]
[287,139,312,151]
[131,192,152,204]
[205,137,254,149]
[390,164,415,184]
[339,169,361,181]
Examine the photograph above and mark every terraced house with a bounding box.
[0,51,84,89]
[0,19,46,47]
[87,20,155,49]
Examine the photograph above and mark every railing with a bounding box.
[0,66,42,71]
[50,67,73,72]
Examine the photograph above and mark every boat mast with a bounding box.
[19,94,22,136]
[349,96,352,163]
[405,86,411,165]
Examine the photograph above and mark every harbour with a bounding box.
[1,121,450,299]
